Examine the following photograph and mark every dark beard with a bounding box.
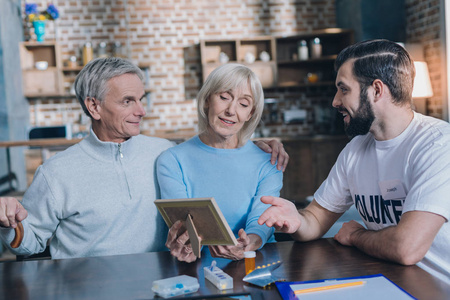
[344,90,375,138]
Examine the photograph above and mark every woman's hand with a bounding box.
[208,229,261,260]
[165,220,199,263]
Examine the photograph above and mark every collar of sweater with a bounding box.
[79,128,138,162]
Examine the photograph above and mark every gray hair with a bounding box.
[197,63,264,146]
[74,57,144,117]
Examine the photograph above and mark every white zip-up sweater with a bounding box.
[1,129,174,259]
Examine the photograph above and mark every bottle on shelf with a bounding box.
[97,42,108,59]
[297,40,309,61]
[82,42,94,66]
[311,37,322,59]
[68,55,78,68]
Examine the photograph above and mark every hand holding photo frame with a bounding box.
[154,197,238,258]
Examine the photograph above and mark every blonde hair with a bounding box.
[197,63,264,146]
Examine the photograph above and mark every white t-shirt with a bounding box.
[314,112,450,283]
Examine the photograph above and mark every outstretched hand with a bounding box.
[258,196,301,233]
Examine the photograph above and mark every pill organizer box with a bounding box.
[152,275,200,298]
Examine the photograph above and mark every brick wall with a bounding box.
[406,0,444,119]
[24,1,447,135]
[25,0,337,137]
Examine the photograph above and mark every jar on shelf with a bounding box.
[97,42,108,58]
[68,55,78,68]
[311,37,322,59]
[297,40,308,60]
[82,42,94,66]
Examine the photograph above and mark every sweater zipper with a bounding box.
[118,143,132,199]
[118,143,124,158]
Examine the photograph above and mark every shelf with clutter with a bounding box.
[199,28,354,89]
[275,28,353,88]
[19,41,151,99]
[200,36,277,88]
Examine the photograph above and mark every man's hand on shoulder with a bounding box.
[254,139,289,172]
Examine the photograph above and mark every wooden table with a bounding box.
[1,239,449,299]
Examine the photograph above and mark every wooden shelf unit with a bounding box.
[19,41,65,96]
[199,28,354,89]
[276,28,354,87]
[200,37,277,88]
[19,43,152,99]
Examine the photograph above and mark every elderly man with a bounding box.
[259,40,450,283]
[0,57,288,259]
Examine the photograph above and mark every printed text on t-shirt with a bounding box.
[354,194,404,224]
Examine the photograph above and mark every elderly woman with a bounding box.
[156,63,283,262]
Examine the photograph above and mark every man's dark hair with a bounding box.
[335,39,415,105]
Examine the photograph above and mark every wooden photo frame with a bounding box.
[154,197,238,257]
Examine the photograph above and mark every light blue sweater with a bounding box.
[0,130,174,259]
[156,136,283,245]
